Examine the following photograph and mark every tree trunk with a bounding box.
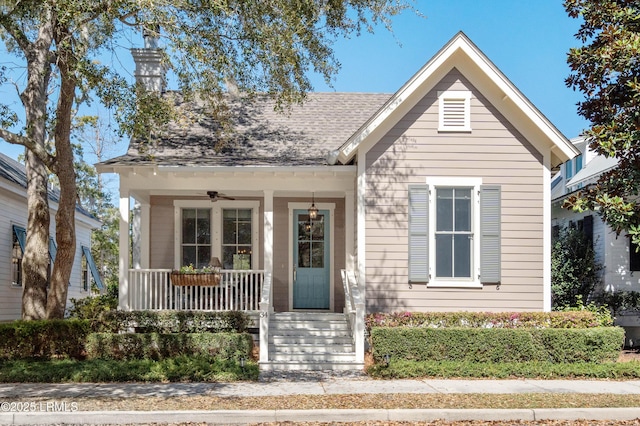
[46,28,77,319]
[20,19,54,320]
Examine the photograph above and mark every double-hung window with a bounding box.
[181,208,212,268]
[435,187,473,279]
[174,200,259,270]
[409,178,501,287]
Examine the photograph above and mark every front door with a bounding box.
[293,209,330,309]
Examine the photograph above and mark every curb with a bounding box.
[0,408,638,424]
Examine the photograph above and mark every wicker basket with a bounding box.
[170,271,221,286]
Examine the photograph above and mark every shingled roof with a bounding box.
[0,152,96,220]
[100,92,391,168]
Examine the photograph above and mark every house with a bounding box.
[97,32,578,369]
[551,136,640,296]
[0,152,103,321]
[551,137,640,346]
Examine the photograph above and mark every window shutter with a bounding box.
[583,215,593,245]
[82,246,105,290]
[408,185,429,282]
[49,237,57,263]
[480,185,501,283]
[12,225,26,253]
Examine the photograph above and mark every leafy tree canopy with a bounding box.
[564,0,640,243]
[0,0,411,319]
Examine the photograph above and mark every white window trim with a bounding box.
[426,177,482,288]
[173,200,260,270]
[438,90,472,132]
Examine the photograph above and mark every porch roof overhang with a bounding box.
[114,164,357,203]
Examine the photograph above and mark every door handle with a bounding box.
[293,265,297,281]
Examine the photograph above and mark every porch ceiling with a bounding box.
[120,166,356,202]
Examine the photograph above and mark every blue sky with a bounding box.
[0,0,587,163]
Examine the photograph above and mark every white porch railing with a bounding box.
[127,269,264,311]
[341,269,365,364]
[258,272,273,363]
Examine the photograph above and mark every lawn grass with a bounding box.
[0,356,259,383]
[5,393,640,411]
[367,359,640,379]
[2,357,640,382]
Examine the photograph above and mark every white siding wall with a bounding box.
[551,201,640,295]
[0,184,95,321]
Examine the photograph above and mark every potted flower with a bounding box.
[171,258,222,286]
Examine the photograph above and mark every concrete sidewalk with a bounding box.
[0,378,639,424]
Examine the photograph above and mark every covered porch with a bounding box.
[113,165,359,314]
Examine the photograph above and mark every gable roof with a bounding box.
[337,32,579,167]
[0,152,97,223]
[98,92,390,171]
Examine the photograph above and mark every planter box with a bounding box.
[170,271,221,286]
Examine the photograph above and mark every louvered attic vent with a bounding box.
[438,91,471,132]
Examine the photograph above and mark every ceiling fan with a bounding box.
[206,191,235,202]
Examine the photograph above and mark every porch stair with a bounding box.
[260,312,363,371]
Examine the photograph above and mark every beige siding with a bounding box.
[364,69,546,313]
[150,195,346,313]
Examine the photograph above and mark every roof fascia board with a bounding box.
[101,164,357,175]
[338,32,579,165]
[338,35,462,164]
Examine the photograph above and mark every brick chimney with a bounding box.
[131,26,165,92]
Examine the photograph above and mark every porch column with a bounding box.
[345,190,355,271]
[263,190,274,283]
[139,202,150,269]
[118,188,131,311]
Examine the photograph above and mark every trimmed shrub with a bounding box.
[370,326,624,364]
[85,332,253,361]
[366,310,612,332]
[0,320,90,360]
[98,310,251,333]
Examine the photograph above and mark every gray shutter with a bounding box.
[408,185,429,282]
[49,237,57,263]
[82,246,105,290]
[480,185,501,283]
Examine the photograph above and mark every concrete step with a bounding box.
[268,328,351,338]
[260,361,365,371]
[270,343,355,354]
[269,352,357,363]
[270,335,354,345]
[271,312,346,321]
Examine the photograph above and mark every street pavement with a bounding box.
[0,374,639,424]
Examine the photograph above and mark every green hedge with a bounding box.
[98,310,251,333]
[0,320,90,360]
[370,327,625,364]
[366,310,612,331]
[85,332,253,361]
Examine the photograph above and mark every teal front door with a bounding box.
[293,209,330,309]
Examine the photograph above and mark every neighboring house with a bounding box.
[98,32,578,369]
[552,136,640,296]
[0,152,103,321]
